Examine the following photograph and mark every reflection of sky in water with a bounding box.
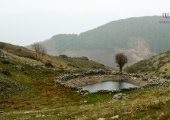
[82,81,138,93]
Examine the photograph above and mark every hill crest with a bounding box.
[38,16,170,66]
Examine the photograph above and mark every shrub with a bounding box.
[26,55,37,60]
[163,76,170,79]
[80,56,89,60]
[0,43,5,49]
[17,48,22,52]
[2,69,11,75]
[67,63,79,68]
[125,66,136,73]
[45,61,54,68]
[31,43,47,56]
[2,59,10,64]
[59,55,68,59]
[162,72,166,74]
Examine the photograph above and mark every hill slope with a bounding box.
[0,42,107,97]
[39,16,170,65]
[2,42,170,119]
[125,50,170,79]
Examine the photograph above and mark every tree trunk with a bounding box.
[120,66,122,74]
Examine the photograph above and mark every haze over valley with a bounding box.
[39,16,170,66]
[1,0,170,119]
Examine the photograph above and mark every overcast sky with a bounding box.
[0,0,170,46]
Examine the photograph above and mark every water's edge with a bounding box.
[82,81,138,93]
[55,74,168,93]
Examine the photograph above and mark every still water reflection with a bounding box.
[82,81,138,93]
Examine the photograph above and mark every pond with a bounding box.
[82,81,138,93]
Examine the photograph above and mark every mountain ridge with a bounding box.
[37,16,170,66]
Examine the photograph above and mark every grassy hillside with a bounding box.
[0,42,107,97]
[125,50,170,79]
[38,16,170,65]
[0,42,106,70]
[1,42,170,119]
[1,77,170,119]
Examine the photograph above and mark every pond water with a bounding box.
[82,81,138,93]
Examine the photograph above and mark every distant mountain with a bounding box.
[39,16,170,66]
[125,50,170,79]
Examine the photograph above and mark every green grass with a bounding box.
[1,80,170,119]
[1,42,170,119]
[125,50,170,79]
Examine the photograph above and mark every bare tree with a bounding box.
[31,43,47,57]
[115,53,128,74]
[31,43,40,53]
[41,47,47,56]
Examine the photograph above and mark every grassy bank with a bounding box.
[1,42,170,119]
[1,79,170,119]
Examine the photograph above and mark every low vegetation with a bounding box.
[1,42,170,119]
[0,42,107,98]
[125,50,170,79]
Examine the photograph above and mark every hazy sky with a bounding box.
[0,0,170,45]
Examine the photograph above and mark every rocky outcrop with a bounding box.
[12,65,25,71]
[0,49,7,58]
[112,93,129,102]
[54,72,170,93]
[55,69,107,83]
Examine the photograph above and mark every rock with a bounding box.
[36,114,41,118]
[13,65,24,71]
[54,69,106,84]
[95,69,106,74]
[98,118,106,120]
[84,92,89,95]
[77,89,89,94]
[0,111,4,114]
[112,93,129,102]
[0,50,7,58]
[24,111,30,114]
[122,112,131,115]
[98,90,110,93]
[35,114,46,118]
[111,115,119,119]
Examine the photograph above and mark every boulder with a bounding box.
[111,115,119,119]
[98,118,106,120]
[13,65,25,71]
[0,111,4,114]
[0,50,7,58]
[112,93,129,102]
